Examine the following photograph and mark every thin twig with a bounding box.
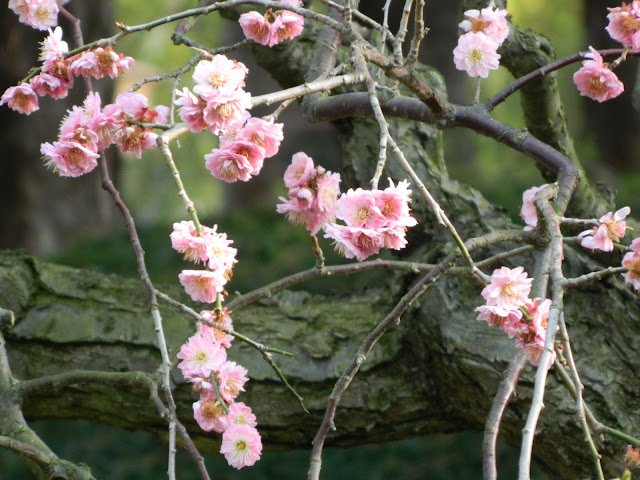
[405,0,426,67]
[483,352,527,480]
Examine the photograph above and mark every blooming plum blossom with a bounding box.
[177,330,227,378]
[622,251,640,291]
[193,399,229,433]
[220,425,262,469]
[227,402,257,428]
[233,117,284,158]
[606,1,640,49]
[631,237,640,252]
[69,46,134,79]
[179,270,228,303]
[277,154,342,235]
[520,184,549,231]
[0,84,39,114]
[481,266,532,311]
[39,27,68,62]
[475,304,524,338]
[40,140,99,177]
[205,140,266,182]
[336,188,388,229]
[324,224,385,261]
[239,3,305,47]
[579,206,630,252]
[174,88,208,132]
[573,47,624,103]
[10,0,59,30]
[30,72,70,99]
[459,5,509,45]
[516,298,554,367]
[200,309,234,349]
[192,56,248,98]
[453,32,501,78]
[202,88,252,135]
[217,361,249,403]
[170,221,237,271]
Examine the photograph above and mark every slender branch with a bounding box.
[483,352,527,480]
[0,435,61,477]
[486,48,640,110]
[405,0,426,67]
[557,314,605,480]
[562,267,628,289]
[129,54,202,93]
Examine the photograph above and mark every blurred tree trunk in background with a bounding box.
[0,2,119,255]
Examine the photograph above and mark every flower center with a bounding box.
[605,219,622,242]
[587,76,606,93]
[202,401,223,419]
[236,440,248,452]
[469,18,491,33]
[195,351,207,362]
[620,15,640,34]
[355,206,371,223]
[469,48,484,64]
[501,283,518,298]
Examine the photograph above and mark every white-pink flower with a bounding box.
[205,140,266,183]
[170,221,237,272]
[324,224,385,261]
[217,361,249,403]
[622,251,640,291]
[573,47,624,103]
[239,11,272,46]
[11,0,59,30]
[40,140,99,177]
[179,270,227,303]
[220,425,262,469]
[39,27,68,62]
[606,1,640,49]
[192,56,248,99]
[1,84,39,115]
[375,179,418,227]
[520,184,549,231]
[475,304,524,339]
[579,206,630,252]
[175,88,208,132]
[193,399,228,433]
[283,152,315,188]
[200,309,234,349]
[271,10,305,44]
[234,117,284,158]
[227,402,257,428]
[176,331,227,378]
[481,266,532,311]
[459,5,509,45]
[336,188,388,229]
[453,32,501,78]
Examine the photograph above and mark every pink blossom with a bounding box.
[11,0,59,30]
[235,117,284,158]
[239,11,272,46]
[81,92,117,151]
[220,425,262,469]
[30,73,69,99]
[70,46,134,79]
[520,184,549,231]
[375,179,418,227]
[453,32,501,78]
[175,88,208,132]
[40,140,99,177]
[324,224,385,261]
[336,188,387,229]
[481,266,532,311]
[622,251,640,291]
[573,47,624,103]
[516,298,554,367]
[200,309,234,349]
[193,399,228,433]
[315,170,341,214]
[179,270,227,303]
[227,402,257,428]
[177,330,227,378]
[170,221,237,272]
[475,304,524,338]
[39,27,68,62]
[202,88,252,135]
[271,10,305,44]
[283,152,314,188]
[0,84,39,115]
[192,56,248,98]
[459,5,509,45]
[606,1,640,49]
[217,361,249,403]
[579,206,630,252]
[205,141,266,182]
[630,237,640,252]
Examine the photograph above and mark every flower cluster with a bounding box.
[573,47,624,103]
[177,309,262,469]
[622,238,640,291]
[8,0,68,31]
[578,206,630,252]
[453,5,509,78]
[324,179,418,262]
[276,152,341,235]
[172,221,238,303]
[1,27,134,114]
[204,117,284,183]
[39,91,168,177]
[239,0,304,47]
[476,267,556,367]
